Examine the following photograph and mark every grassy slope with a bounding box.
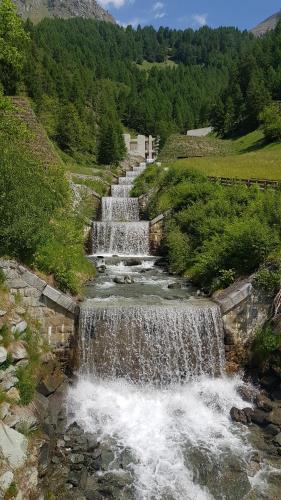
[161,131,281,180]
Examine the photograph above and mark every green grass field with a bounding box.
[164,131,281,180]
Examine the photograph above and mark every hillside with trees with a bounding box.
[211,18,281,139]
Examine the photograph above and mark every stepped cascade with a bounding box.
[92,163,150,256]
[68,161,266,499]
[80,302,225,384]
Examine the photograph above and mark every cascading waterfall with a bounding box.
[68,160,267,500]
[80,302,225,384]
[92,163,150,256]
[92,221,150,255]
[102,197,140,221]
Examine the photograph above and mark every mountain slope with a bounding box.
[14,0,115,24]
[251,11,280,37]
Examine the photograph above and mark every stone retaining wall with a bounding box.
[214,277,272,372]
[0,260,79,367]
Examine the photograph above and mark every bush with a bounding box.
[16,365,37,406]
[166,225,191,274]
[254,250,281,295]
[34,209,93,294]
[253,326,281,360]
[260,102,281,142]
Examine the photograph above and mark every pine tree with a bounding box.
[0,0,29,93]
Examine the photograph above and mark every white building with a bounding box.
[186,127,213,137]
[123,134,158,161]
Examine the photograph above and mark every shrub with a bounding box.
[34,209,93,294]
[166,225,191,274]
[254,250,281,295]
[253,326,281,360]
[16,365,37,406]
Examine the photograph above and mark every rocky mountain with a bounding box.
[13,0,116,24]
[251,10,281,37]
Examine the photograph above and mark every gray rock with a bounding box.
[266,424,280,436]
[230,407,253,424]
[267,407,281,427]
[11,321,27,335]
[256,394,273,412]
[8,341,28,361]
[0,309,7,317]
[0,470,14,493]
[0,375,19,391]
[0,424,28,468]
[8,279,27,289]
[0,346,8,364]
[273,433,281,447]
[0,402,11,419]
[237,385,257,403]
[70,454,85,464]
[168,283,182,289]
[251,409,269,427]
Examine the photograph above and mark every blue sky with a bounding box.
[98,0,281,30]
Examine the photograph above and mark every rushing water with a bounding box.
[92,221,150,256]
[80,302,225,384]
[70,161,272,499]
[102,197,140,221]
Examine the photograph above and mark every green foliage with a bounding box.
[34,209,93,294]
[254,250,281,295]
[0,0,29,94]
[137,164,281,292]
[211,22,281,137]
[166,225,191,274]
[210,269,236,293]
[16,364,37,406]
[15,327,43,406]
[0,324,12,348]
[253,326,281,360]
[4,481,18,500]
[260,102,281,142]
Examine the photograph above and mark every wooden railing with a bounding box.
[207,176,281,189]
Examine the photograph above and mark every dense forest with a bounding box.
[1,6,257,162]
[211,18,281,138]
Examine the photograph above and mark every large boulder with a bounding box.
[0,346,7,364]
[7,341,28,361]
[0,424,28,468]
[11,320,27,335]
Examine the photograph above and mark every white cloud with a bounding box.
[152,1,166,19]
[155,12,166,19]
[118,17,144,28]
[98,0,133,9]
[153,2,164,11]
[192,13,208,27]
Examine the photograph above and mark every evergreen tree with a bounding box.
[0,0,29,93]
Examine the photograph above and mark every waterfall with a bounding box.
[80,302,225,384]
[92,163,150,256]
[119,177,136,185]
[77,160,260,499]
[111,185,132,197]
[92,221,150,256]
[102,197,140,221]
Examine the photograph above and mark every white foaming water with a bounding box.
[92,221,150,256]
[102,197,140,222]
[126,171,140,177]
[111,185,132,197]
[118,177,135,185]
[67,376,252,500]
